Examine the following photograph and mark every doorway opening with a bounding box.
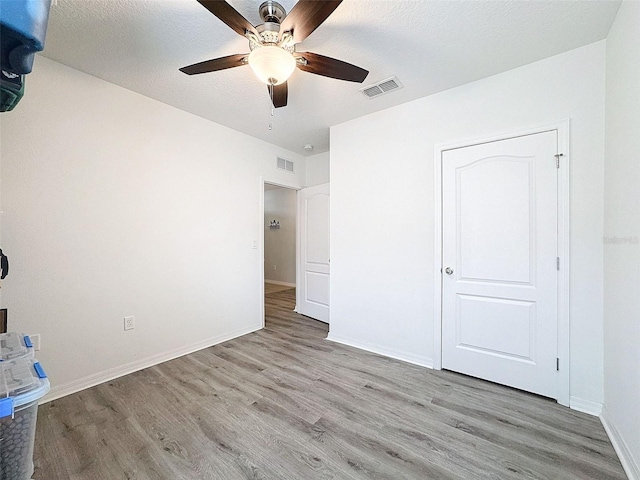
[259,179,331,330]
[263,183,298,301]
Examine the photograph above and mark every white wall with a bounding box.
[602,2,640,477]
[264,187,296,285]
[330,42,606,407]
[305,151,330,187]
[0,56,306,401]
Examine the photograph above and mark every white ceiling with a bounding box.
[41,0,620,156]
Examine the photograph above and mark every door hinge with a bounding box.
[557,358,560,371]
[555,153,564,168]
[557,257,560,271]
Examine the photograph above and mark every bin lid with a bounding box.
[0,0,53,74]
[0,357,50,418]
[0,332,34,361]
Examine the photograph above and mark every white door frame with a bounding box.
[433,120,570,407]
[259,177,302,329]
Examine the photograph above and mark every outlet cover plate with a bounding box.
[31,334,41,351]
[124,315,135,331]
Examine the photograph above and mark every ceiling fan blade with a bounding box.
[269,82,288,108]
[196,0,259,38]
[279,0,343,44]
[295,52,368,83]
[179,53,247,75]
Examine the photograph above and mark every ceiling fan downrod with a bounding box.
[259,1,287,25]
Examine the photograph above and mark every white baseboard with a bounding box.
[569,396,603,416]
[326,334,433,369]
[40,324,262,404]
[264,280,296,287]
[601,406,640,480]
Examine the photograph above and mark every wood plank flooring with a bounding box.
[264,283,295,295]
[33,288,627,479]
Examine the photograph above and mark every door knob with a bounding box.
[445,267,454,275]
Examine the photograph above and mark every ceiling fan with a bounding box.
[180,0,369,108]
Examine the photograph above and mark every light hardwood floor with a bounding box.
[33,288,627,479]
[264,282,295,295]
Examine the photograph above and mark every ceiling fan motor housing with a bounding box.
[254,22,280,46]
[251,22,294,54]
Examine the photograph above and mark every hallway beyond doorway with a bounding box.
[264,282,295,295]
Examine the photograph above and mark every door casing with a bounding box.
[433,120,570,407]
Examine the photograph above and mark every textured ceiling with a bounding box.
[41,0,620,156]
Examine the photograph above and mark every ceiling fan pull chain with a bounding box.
[269,83,275,116]
[268,83,275,130]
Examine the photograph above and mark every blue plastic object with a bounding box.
[0,397,14,419]
[1,0,53,74]
[33,362,46,379]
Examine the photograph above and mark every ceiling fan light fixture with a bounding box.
[248,46,296,85]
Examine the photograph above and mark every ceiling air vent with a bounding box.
[360,76,403,99]
[277,157,294,173]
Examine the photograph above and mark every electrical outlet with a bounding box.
[273,264,277,270]
[30,334,41,351]
[124,315,135,331]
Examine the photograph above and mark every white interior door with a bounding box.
[441,131,558,399]
[297,183,330,323]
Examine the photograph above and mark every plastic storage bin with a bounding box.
[0,333,34,361]
[0,70,24,112]
[0,357,50,480]
[0,0,53,75]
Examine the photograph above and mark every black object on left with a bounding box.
[0,70,24,112]
[0,249,8,280]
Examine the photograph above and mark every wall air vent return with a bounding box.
[277,157,294,173]
[360,76,403,99]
